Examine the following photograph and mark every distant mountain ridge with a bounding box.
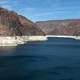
[36,19,80,36]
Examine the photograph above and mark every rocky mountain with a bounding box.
[0,7,44,36]
[36,19,80,36]
[18,15,44,35]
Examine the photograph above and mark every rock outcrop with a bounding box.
[18,15,45,36]
[0,7,21,36]
[0,7,44,36]
[0,7,46,46]
[36,19,80,36]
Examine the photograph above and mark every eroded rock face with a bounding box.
[0,7,47,46]
[0,7,44,36]
[36,20,80,36]
[0,8,22,36]
[18,15,45,35]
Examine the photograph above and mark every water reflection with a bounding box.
[0,46,16,56]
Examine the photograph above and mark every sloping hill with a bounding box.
[36,19,80,36]
[0,7,44,36]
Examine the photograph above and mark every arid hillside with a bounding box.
[18,15,44,35]
[36,19,80,36]
[0,7,44,36]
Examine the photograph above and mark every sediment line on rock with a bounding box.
[0,36,47,46]
[47,35,80,40]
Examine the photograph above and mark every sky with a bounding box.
[0,0,80,22]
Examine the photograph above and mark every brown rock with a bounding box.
[0,7,44,36]
[18,15,45,35]
[36,19,80,36]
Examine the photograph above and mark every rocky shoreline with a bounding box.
[0,36,47,46]
[0,7,47,46]
[0,7,80,46]
[47,35,80,40]
[1,35,80,46]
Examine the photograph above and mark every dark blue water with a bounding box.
[0,38,80,80]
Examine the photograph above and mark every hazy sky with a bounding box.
[0,0,80,22]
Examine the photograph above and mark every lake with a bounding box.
[0,37,80,80]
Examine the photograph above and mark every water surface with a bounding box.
[0,38,80,80]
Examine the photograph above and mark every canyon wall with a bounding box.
[36,19,80,36]
[0,7,47,46]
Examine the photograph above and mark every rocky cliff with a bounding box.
[36,19,80,36]
[0,7,46,46]
[0,7,44,36]
[0,8,21,36]
[18,15,45,35]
